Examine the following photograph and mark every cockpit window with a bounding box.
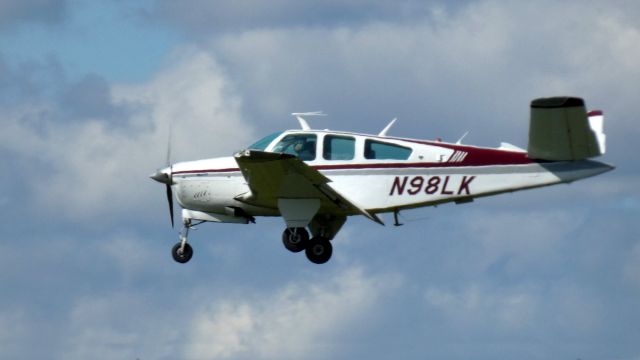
[247,131,283,151]
[364,139,412,160]
[272,134,317,161]
[323,135,355,160]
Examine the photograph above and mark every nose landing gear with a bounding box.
[171,219,196,264]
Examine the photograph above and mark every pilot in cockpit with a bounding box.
[272,134,316,161]
[294,140,314,161]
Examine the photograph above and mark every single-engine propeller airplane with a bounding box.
[151,97,613,264]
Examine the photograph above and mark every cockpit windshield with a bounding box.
[247,131,283,151]
[272,134,317,161]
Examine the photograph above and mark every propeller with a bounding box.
[165,178,174,228]
[150,126,175,227]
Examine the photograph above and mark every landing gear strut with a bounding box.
[172,219,194,263]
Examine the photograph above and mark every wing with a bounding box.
[234,150,383,225]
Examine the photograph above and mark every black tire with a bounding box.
[171,242,193,263]
[305,237,333,264]
[282,227,309,253]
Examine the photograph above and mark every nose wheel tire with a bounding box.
[305,237,332,264]
[172,242,193,263]
[282,227,309,253]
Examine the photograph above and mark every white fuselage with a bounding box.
[169,130,612,219]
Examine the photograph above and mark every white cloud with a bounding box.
[206,0,640,149]
[0,47,256,220]
[63,293,181,360]
[425,284,538,331]
[439,209,582,278]
[184,267,400,359]
[424,281,606,339]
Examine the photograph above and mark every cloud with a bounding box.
[0,0,67,29]
[625,242,640,287]
[0,47,256,220]
[146,0,460,35]
[425,283,538,331]
[0,52,66,104]
[63,293,182,360]
[184,267,400,359]
[434,208,583,282]
[28,266,401,360]
[204,0,640,150]
[423,281,605,342]
[0,310,30,357]
[59,73,126,120]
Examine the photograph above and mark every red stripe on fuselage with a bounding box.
[173,153,536,176]
[173,168,240,175]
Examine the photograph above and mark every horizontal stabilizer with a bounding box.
[527,97,606,161]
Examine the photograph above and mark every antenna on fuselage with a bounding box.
[378,117,397,137]
[291,111,326,130]
[456,131,469,145]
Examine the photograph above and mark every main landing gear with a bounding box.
[282,227,334,264]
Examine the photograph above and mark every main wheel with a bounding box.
[171,242,193,263]
[305,237,333,264]
[282,227,309,253]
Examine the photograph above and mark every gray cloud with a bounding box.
[145,0,464,35]
[0,48,256,220]
[0,53,66,104]
[0,0,67,29]
[59,73,126,121]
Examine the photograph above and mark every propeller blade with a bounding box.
[166,122,173,166]
[166,183,174,228]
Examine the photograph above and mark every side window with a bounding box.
[272,134,317,161]
[323,135,355,160]
[364,139,412,160]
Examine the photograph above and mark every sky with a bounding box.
[0,0,639,359]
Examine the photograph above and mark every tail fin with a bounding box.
[527,97,607,161]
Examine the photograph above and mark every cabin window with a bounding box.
[272,134,317,161]
[248,131,283,151]
[364,139,412,160]
[323,135,355,160]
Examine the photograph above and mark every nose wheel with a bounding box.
[172,242,193,263]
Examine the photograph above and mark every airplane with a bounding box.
[151,96,613,265]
